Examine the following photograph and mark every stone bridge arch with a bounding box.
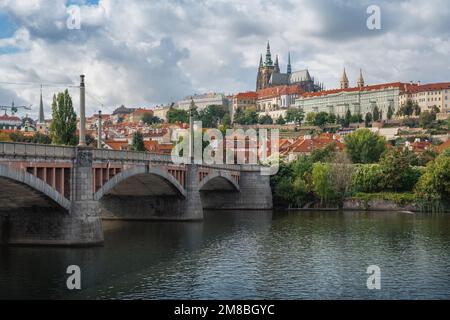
[0,165,70,211]
[198,171,240,192]
[94,166,186,201]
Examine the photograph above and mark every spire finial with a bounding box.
[264,41,273,66]
[357,68,365,88]
[287,52,292,74]
[38,83,45,123]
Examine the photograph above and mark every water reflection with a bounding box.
[0,210,449,299]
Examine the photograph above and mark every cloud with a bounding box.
[0,0,448,118]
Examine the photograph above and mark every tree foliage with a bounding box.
[50,89,77,145]
[285,108,304,124]
[344,128,387,163]
[415,153,450,201]
[167,107,189,124]
[131,131,146,151]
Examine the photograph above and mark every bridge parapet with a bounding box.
[0,142,75,160]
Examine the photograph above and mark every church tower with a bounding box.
[274,55,280,73]
[357,69,365,88]
[256,41,275,91]
[287,52,292,75]
[38,84,45,123]
[340,68,349,89]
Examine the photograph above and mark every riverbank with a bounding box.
[284,192,422,212]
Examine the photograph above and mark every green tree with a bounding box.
[327,113,337,124]
[258,114,273,125]
[365,112,373,127]
[413,104,421,116]
[329,152,354,207]
[351,164,384,193]
[50,89,77,145]
[415,153,450,201]
[242,107,258,125]
[344,109,352,127]
[350,113,363,123]
[275,115,286,125]
[198,105,227,128]
[131,131,146,151]
[222,113,231,127]
[167,107,189,123]
[397,100,414,117]
[373,106,380,122]
[310,142,338,162]
[313,112,329,126]
[387,105,394,120]
[305,112,316,125]
[419,110,435,128]
[142,112,161,125]
[285,108,305,124]
[379,148,422,191]
[344,128,387,163]
[312,162,335,205]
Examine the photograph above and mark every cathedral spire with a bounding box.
[38,84,45,123]
[357,68,365,88]
[259,54,263,68]
[265,41,273,66]
[340,68,349,89]
[287,52,292,74]
[274,55,280,73]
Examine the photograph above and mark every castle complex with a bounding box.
[256,42,323,93]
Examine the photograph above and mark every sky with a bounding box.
[0,0,449,118]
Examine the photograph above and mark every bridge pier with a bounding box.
[200,168,272,210]
[99,164,203,221]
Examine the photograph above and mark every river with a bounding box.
[0,210,449,299]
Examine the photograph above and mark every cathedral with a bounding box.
[256,42,323,93]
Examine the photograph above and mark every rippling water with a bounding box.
[1,210,450,299]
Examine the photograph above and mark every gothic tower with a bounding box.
[287,52,292,75]
[357,69,365,88]
[340,68,349,89]
[256,41,275,91]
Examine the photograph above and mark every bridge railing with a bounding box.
[0,141,75,159]
[92,149,173,163]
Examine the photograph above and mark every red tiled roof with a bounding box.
[284,137,343,154]
[301,82,411,98]
[404,82,450,93]
[0,114,21,121]
[104,140,129,150]
[235,91,258,99]
[257,85,304,100]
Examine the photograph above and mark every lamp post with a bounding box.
[189,98,195,164]
[97,110,102,149]
[78,75,86,146]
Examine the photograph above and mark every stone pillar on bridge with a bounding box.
[179,164,203,220]
[65,147,103,245]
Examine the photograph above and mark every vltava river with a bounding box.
[1,210,449,299]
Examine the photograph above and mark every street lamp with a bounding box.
[78,75,86,146]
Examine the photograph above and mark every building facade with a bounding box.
[231,91,258,120]
[295,82,411,119]
[399,82,450,114]
[177,93,229,111]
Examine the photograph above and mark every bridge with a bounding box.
[0,142,272,246]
